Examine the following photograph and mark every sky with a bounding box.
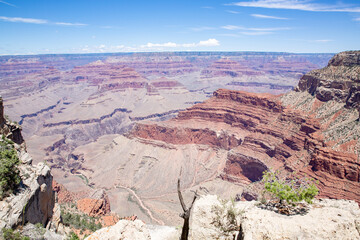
[0,0,359,55]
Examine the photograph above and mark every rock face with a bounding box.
[0,99,55,229]
[297,51,360,108]
[77,191,111,217]
[0,161,55,229]
[0,97,23,144]
[84,219,151,240]
[190,195,360,240]
[0,97,4,126]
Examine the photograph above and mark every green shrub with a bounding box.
[68,232,80,240]
[1,228,30,240]
[62,210,102,232]
[0,135,21,199]
[262,170,319,205]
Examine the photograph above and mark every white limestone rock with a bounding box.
[190,195,360,240]
[85,219,151,240]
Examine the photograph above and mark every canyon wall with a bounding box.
[126,51,360,207]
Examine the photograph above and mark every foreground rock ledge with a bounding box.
[190,195,360,240]
[84,195,360,240]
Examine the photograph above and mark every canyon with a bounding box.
[3,51,354,225]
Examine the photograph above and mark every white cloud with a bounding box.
[240,31,273,35]
[355,17,360,21]
[0,16,87,26]
[198,38,220,46]
[222,25,290,31]
[230,0,360,13]
[312,39,333,43]
[142,42,178,48]
[55,22,87,26]
[190,26,215,32]
[80,44,127,53]
[141,39,220,49]
[251,14,288,20]
[0,0,16,7]
[222,25,241,30]
[0,16,47,24]
[227,10,239,14]
[221,25,290,36]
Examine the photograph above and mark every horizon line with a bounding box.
[0,50,339,57]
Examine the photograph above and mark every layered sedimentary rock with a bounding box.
[297,51,360,108]
[201,58,261,78]
[127,51,360,205]
[106,55,197,77]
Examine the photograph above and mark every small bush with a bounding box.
[211,198,243,238]
[62,210,102,232]
[68,232,80,240]
[262,170,319,205]
[0,135,21,199]
[1,228,30,240]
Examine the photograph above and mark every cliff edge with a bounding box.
[0,97,55,229]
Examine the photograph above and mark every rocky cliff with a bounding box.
[0,97,55,229]
[297,51,360,109]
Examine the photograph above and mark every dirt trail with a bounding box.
[117,185,165,225]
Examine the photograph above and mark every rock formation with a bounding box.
[0,97,55,229]
[85,194,360,240]
[190,195,360,240]
[297,51,360,108]
[84,219,151,240]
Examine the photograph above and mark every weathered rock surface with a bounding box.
[297,51,360,108]
[0,157,55,229]
[77,195,111,217]
[190,195,360,240]
[0,98,55,229]
[85,219,151,240]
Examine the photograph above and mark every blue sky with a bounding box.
[0,0,359,55]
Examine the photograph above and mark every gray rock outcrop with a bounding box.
[0,97,55,229]
[0,159,55,229]
[296,51,360,109]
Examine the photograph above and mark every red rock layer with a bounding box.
[53,180,112,217]
[76,198,111,217]
[52,180,74,203]
[130,88,360,203]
